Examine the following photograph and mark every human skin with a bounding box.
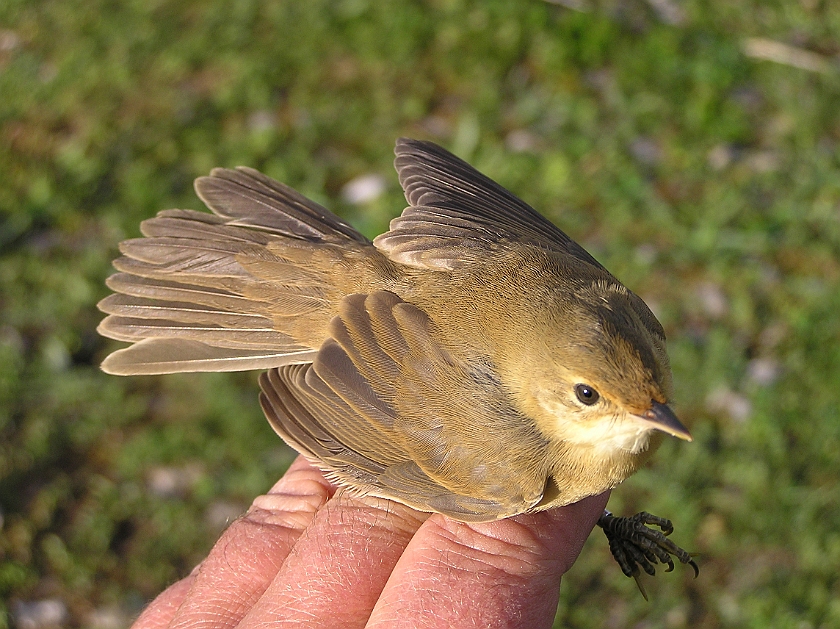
[132,456,609,629]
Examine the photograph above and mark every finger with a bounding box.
[131,575,196,629]
[238,491,429,629]
[163,456,335,629]
[366,491,610,629]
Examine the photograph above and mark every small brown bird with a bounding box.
[98,139,696,584]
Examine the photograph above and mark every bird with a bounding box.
[97,138,697,585]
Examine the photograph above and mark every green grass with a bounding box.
[2,0,839,626]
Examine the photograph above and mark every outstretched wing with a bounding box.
[259,291,550,522]
[373,138,607,271]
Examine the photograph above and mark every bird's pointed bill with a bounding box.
[636,401,692,441]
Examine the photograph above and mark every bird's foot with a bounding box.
[597,510,698,600]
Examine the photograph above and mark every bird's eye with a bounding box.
[575,384,600,405]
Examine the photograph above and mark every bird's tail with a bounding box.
[97,166,372,375]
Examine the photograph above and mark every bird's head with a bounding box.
[514,279,691,459]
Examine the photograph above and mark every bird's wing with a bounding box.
[373,138,607,271]
[259,290,549,521]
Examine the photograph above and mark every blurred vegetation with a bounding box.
[1,0,839,627]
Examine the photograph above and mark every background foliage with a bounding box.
[1,0,839,627]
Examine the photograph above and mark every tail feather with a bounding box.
[118,237,259,274]
[195,167,370,244]
[105,273,273,316]
[98,294,277,328]
[98,315,300,349]
[98,166,369,374]
[111,255,262,292]
[139,212,275,244]
[102,339,314,375]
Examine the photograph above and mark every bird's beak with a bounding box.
[636,401,692,441]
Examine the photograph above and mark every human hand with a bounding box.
[132,456,609,629]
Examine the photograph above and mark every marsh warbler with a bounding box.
[98,139,697,587]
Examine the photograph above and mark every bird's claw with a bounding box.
[597,510,698,599]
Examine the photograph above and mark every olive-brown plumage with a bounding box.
[98,138,690,522]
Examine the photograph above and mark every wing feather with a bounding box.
[374,138,606,271]
[259,291,550,520]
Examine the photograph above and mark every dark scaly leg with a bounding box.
[597,510,699,600]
